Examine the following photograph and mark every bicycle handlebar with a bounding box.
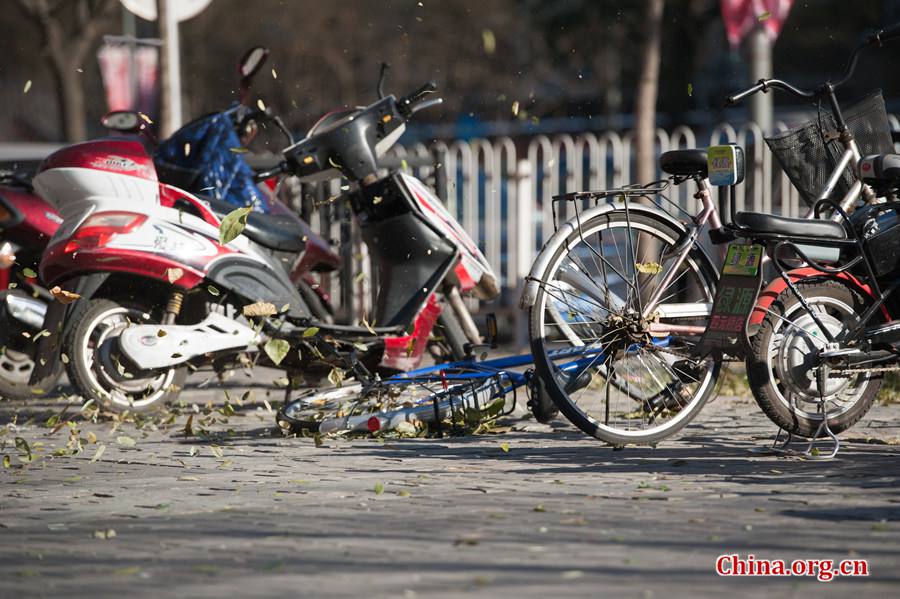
[868,22,900,45]
[726,22,900,107]
[726,78,816,106]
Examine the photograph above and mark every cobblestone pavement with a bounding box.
[1,369,899,598]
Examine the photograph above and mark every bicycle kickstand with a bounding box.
[804,365,840,460]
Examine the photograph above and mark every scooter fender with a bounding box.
[28,273,109,385]
[519,202,710,309]
[749,267,891,328]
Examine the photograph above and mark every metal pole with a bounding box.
[749,25,773,134]
[122,10,138,109]
[157,0,182,136]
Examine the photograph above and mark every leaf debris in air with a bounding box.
[50,286,81,304]
[219,206,253,245]
[264,339,290,366]
[165,267,184,283]
[242,301,277,317]
[482,29,496,55]
[634,262,663,275]
[23,80,32,94]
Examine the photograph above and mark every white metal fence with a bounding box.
[304,117,900,322]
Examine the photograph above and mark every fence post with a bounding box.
[512,159,533,349]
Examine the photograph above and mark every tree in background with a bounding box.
[15,0,118,142]
[634,0,665,186]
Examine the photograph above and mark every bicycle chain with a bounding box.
[831,364,900,374]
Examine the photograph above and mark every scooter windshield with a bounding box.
[155,113,271,213]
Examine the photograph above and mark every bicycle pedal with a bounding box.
[557,369,592,394]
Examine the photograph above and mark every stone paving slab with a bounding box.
[1,370,899,598]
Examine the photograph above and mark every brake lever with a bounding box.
[409,97,443,115]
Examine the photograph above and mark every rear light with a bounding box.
[63,211,147,254]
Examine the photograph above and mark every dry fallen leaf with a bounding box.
[50,286,81,304]
[165,267,184,283]
[242,301,278,317]
[90,444,106,463]
[635,262,663,275]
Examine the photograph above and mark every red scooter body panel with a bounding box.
[41,242,205,290]
[39,138,157,182]
[0,186,61,246]
[750,267,891,326]
[381,294,443,371]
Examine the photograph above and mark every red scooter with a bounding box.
[30,73,492,412]
[3,50,342,401]
[0,169,67,398]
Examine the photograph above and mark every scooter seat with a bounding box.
[205,197,306,252]
[734,211,847,240]
[859,154,900,184]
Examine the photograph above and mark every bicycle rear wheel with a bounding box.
[529,209,721,445]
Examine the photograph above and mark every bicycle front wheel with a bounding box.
[529,209,721,445]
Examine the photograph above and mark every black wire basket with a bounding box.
[765,90,893,206]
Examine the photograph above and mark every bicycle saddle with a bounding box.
[859,154,900,183]
[659,149,708,178]
[733,211,847,239]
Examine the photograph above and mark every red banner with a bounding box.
[97,43,158,115]
[721,0,794,48]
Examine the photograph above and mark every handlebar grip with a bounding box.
[869,22,900,45]
[726,81,766,106]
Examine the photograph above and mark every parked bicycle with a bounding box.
[521,23,899,446]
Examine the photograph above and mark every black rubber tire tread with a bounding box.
[64,297,188,413]
[435,299,469,362]
[528,211,720,446]
[746,279,882,438]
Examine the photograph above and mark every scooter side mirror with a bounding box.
[101,110,143,133]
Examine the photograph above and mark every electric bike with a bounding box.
[31,75,494,412]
